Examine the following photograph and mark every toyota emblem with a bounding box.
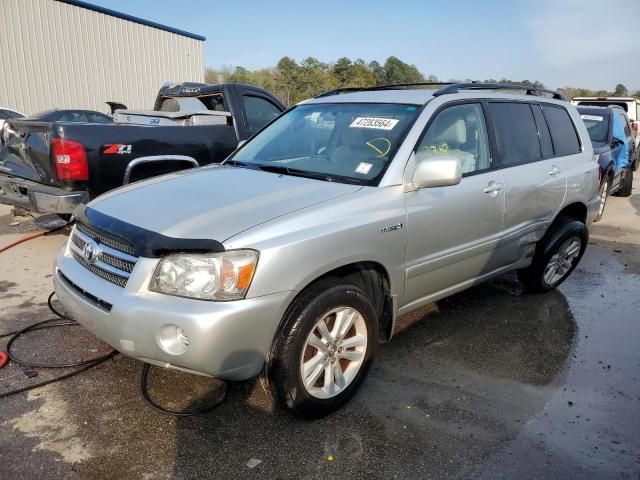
[83,240,99,264]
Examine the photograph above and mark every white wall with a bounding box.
[0,0,205,115]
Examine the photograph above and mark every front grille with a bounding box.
[75,221,135,256]
[70,223,138,288]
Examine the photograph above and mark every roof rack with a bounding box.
[314,82,455,99]
[433,83,566,100]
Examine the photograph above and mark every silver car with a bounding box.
[54,84,600,417]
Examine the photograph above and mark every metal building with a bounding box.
[0,0,205,115]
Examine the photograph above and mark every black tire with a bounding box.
[265,278,379,418]
[517,218,588,293]
[593,176,611,222]
[614,168,633,197]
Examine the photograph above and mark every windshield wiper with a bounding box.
[224,159,255,169]
[252,164,352,183]
[226,161,368,185]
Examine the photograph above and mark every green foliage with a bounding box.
[560,84,637,100]
[207,57,636,105]
[614,83,628,96]
[206,56,431,105]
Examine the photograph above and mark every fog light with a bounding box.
[158,324,191,355]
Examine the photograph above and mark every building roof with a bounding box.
[57,0,206,41]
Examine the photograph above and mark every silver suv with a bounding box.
[54,83,600,417]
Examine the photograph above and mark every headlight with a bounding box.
[149,250,258,301]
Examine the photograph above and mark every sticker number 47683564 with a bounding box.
[103,144,132,155]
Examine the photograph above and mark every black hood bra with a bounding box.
[73,204,225,258]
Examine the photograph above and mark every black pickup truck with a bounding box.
[0,83,285,215]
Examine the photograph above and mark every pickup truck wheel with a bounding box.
[266,279,378,418]
[517,218,588,293]
[594,178,610,222]
[614,169,633,197]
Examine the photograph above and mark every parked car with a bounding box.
[54,83,600,418]
[0,107,25,131]
[572,96,639,148]
[20,109,113,123]
[577,106,636,221]
[0,83,285,215]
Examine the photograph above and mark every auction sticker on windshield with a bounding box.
[581,115,603,122]
[350,117,399,130]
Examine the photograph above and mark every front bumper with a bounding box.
[0,173,89,214]
[53,244,294,380]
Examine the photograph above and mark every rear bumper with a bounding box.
[0,173,89,213]
[586,196,601,226]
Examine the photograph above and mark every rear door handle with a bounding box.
[548,165,562,176]
[483,182,504,195]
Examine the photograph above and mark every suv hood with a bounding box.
[88,166,361,242]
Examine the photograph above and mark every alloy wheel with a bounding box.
[300,306,368,399]
[543,236,582,286]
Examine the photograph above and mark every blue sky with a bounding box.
[91,0,639,91]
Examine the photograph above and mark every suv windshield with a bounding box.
[227,103,420,185]
[579,110,610,144]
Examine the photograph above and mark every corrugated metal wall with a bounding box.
[0,0,204,115]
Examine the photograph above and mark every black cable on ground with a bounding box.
[0,292,118,399]
[139,363,227,416]
[2,292,227,416]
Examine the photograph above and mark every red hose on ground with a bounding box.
[0,230,49,254]
[0,351,8,369]
[0,222,71,254]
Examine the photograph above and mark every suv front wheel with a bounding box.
[517,218,588,293]
[265,279,379,418]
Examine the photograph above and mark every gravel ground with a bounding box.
[0,185,639,479]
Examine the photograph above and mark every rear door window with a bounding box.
[243,95,282,131]
[541,105,581,156]
[488,102,541,167]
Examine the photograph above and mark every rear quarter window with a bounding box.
[542,106,581,156]
[531,104,554,159]
[488,102,541,167]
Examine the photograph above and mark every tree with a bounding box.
[332,57,354,85]
[614,83,628,96]
[276,56,300,105]
[383,56,424,84]
[368,60,386,86]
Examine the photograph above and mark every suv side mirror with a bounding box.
[412,157,462,189]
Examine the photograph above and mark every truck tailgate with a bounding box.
[57,123,238,195]
[1,120,59,186]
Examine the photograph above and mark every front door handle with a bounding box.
[548,165,562,176]
[483,181,504,195]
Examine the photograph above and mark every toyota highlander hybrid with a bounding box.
[53,83,600,417]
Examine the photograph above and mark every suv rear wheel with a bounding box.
[517,218,588,293]
[265,279,378,418]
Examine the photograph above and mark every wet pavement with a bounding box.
[0,191,639,479]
